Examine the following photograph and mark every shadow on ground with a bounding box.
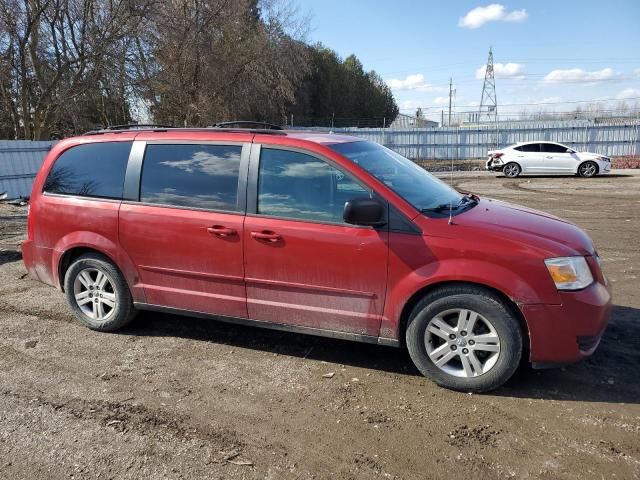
[0,250,22,266]
[123,304,640,404]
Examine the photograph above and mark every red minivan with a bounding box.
[22,125,611,392]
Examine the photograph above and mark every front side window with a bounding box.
[140,144,242,211]
[541,143,568,153]
[44,142,132,199]
[257,148,369,223]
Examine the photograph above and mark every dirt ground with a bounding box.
[0,171,639,480]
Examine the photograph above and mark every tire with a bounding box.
[502,162,521,178]
[578,161,598,178]
[405,285,523,392]
[63,253,136,331]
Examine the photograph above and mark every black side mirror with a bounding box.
[343,197,386,227]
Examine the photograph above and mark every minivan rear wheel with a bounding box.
[406,285,522,392]
[64,253,136,331]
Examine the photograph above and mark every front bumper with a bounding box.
[522,280,612,367]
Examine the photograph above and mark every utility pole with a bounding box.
[448,78,453,127]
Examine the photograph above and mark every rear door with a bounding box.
[540,143,576,172]
[514,143,543,172]
[243,145,388,337]
[119,140,250,318]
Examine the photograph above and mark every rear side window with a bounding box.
[514,143,540,152]
[44,142,132,199]
[140,144,242,211]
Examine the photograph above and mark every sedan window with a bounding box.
[541,143,570,153]
[514,143,540,153]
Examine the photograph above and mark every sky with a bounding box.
[293,0,640,121]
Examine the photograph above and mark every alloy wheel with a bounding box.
[73,267,118,321]
[424,308,501,378]
[503,163,520,177]
[580,163,597,177]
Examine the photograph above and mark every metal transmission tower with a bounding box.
[478,47,498,123]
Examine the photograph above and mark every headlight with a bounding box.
[598,156,610,162]
[544,256,594,290]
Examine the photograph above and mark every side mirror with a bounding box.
[566,148,575,154]
[343,197,386,227]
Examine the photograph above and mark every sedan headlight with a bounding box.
[598,156,610,162]
[544,256,594,290]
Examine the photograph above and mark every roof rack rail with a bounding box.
[212,121,283,130]
[84,123,174,135]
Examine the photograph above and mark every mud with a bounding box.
[0,171,639,479]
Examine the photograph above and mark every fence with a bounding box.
[322,118,640,161]
[1,118,639,199]
[0,140,56,199]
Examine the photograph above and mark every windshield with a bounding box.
[329,140,466,213]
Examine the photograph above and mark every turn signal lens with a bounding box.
[544,257,593,291]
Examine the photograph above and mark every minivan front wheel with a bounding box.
[406,285,522,392]
[64,253,136,331]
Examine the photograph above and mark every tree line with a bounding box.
[0,0,398,140]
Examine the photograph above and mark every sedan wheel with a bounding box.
[503,162,521,178]
[425,308,500,378]
[578,161,598,178]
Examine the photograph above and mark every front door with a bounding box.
[119,141,249,318]
[541,143,577,172]
[243,146,388,336]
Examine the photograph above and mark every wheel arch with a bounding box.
[503,161,522,176]
[577,160,599,175]
[58,246,116,292]
[396,280,530,358]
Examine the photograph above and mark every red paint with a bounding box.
[22,129,611,367]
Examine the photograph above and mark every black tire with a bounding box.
[502,162,521,178]
[63,253,136,331]
[578,161,598,178]
[406,285,522,392]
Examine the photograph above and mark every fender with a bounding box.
[379,257,561,340]
[51,231,145,302]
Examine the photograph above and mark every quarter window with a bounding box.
[43,142,132,199]
[257,148,369,223]
[140,144,242,211]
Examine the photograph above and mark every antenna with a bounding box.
[478,46,498,123]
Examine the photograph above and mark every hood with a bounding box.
[453,198,595,256]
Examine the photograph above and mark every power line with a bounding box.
[399,96,640,112]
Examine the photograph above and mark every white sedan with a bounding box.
[486,141,612,178]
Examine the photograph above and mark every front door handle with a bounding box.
[545,156,553,159]
[251,231,282,243]
[207,225,236,237]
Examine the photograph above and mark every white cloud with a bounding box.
[616,88,640,100]
[398,99,425,111]
[542,67,615,84]
[433,97,450,106]
[458,4,527,29]
[386,74,436,92]
[475,63,525,80]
